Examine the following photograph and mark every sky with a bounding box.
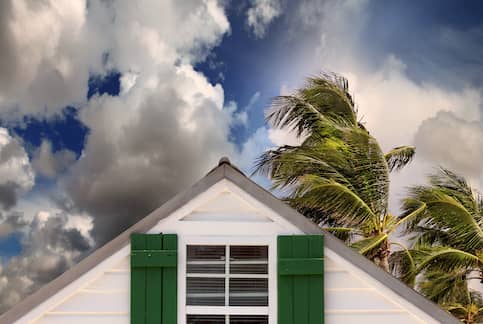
[0,0,482,313]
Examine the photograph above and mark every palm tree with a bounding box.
[254,73,420,271]
[392,168,483,320]
[444,291,483,324]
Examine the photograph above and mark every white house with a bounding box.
[0,158,459,324]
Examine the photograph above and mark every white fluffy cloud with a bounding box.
[246,0,281,38]
[0,0,104,118]
[0,128,34,209]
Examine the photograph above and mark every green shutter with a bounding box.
[278,235,324,324]
[131,233,177,324]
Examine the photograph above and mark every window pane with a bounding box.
[187,245,225,274]
[187,277,225,306]
[230,246,268,274]
[230,315,268,324]
[187,315,225,324]
[229,278,268,306]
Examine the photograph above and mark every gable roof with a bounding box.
[0,158,459,324]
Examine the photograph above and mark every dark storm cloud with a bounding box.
[0,210,93,313]
[62,84,236,245]
[0,182,21,210]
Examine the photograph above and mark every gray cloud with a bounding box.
[0,209,93,313]
[0,128,34,210]
[32,140,77,178]
[63,68,237,244]
[414,111,483,187]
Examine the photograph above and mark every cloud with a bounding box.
[0,0,103,119]
[31,140,77,178]
[414,111,483,189]
[62,65,238,244]
[246,0,282,38]
[0,128,34,209]
[0,208,93,313]
[51,0,236,245]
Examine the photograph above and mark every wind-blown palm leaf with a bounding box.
[385,146,416,172]
[413,246,482,274]
[267,96,332,137]
[419,270,469,305]
[389,243,416,286]
[444,291,483,323]
[290,175,379,231]
[323,227,359,244]
[402,168,483,253]
[351,233,388,255]
[299,73,357,126]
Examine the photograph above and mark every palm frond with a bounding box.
[299,73,357,127]
[290,175,379,230]
[385,146,415,172]
[323,227,359,244]
[389,242,416,286]
[266,95,330,137]
[418,270,470,305]
[414,246,482,274]
[351,233,388,255]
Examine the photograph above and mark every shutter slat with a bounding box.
[278,235,324,324]
[146,235,163,324]
[162,234,178,324]
[292,236,309,324]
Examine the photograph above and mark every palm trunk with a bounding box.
[379,253,390,272]
[371,239,390,272]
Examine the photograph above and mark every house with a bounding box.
[0,158,459,324]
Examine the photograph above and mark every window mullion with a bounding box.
[225,245,230,308]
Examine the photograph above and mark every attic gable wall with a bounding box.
[7,175,449,324]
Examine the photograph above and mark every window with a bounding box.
[186,245,269,324]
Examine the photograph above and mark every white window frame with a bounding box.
[179,235,277,324]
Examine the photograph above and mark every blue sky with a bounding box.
[0,0,482,312]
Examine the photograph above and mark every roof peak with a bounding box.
[218,156,231,166]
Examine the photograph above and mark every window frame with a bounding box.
[179,235,276,324]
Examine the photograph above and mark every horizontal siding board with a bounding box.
[325,313,421,324]
[324,271,368,289]
[324,257,343,271]
[86,272,129,291]
[325,290,400,310]
[111,257,130,270]
[52,291,129,313]
[36,314,129,324]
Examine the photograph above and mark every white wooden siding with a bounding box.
[22,179,438,323]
